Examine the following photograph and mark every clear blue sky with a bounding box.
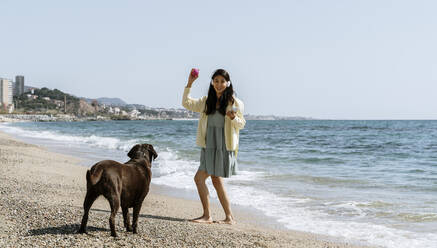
[1,0,436,119]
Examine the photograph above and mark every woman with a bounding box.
[182,68,246,224]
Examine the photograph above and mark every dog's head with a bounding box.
[127,144,158,165]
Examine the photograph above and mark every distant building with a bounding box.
[0,78,14,112]
[129,109,140,118]
[53,100,63,107]
[14,75,24,96]
[27,95,38,100]
[24,86,38,94]
[25,87,37,94]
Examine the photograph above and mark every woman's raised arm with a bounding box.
[182,69,206,113]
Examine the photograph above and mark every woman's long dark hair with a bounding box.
[205,69,235,115]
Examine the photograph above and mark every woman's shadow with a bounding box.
[28,208,187,236]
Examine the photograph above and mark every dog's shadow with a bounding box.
[91,208,187,222]
[28,224,108,236]
[28,208,186,236]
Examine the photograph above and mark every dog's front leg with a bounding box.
[122,207,133,232]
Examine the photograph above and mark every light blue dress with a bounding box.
[198,111,238,178]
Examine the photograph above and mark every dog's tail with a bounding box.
[86,165,103,189]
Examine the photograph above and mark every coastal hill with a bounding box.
[10,87,198,120]
[92,97,127,106]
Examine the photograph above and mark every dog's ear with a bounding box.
[127,144,141,159]
[147,144,158,162]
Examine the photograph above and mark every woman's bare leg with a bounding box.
[211,176,235,224]
[190,170,213,223]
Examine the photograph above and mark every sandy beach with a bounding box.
[0,130,372,248]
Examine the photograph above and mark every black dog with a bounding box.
[78,144,157,237]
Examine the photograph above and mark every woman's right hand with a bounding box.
[187,68,199,87]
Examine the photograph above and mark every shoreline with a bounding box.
[0,130,373,247]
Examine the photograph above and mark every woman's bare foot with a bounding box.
[189,215,213,224]
[214,216,236,225]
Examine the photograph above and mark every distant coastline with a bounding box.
[0,113,314,122]
[1,83,314,121]
[244,114,315,120]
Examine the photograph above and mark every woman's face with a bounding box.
[212,75,228,95]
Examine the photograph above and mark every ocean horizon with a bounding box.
[1,119,436,248]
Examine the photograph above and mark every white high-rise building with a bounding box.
[0,78,13,108]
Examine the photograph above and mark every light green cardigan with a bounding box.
[182,87,246,154]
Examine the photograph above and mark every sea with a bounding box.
[1,120,436,248]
